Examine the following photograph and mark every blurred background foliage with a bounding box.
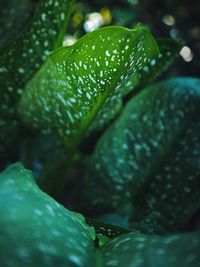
[65,0,200,78]
[28,0,200,80]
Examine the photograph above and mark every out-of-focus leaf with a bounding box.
[0,0,74,117]
[0,0,74,155]
[0,0,32,50]
[103,231,200,267]
[1,164,199,267]
[82,77,200,228]
[131,211,177,235]
[19,25,158,150]
[0,163,96,267]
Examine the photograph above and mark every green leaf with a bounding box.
[1,164,199,267]
[121,38,182,97]
[0,163,96,267]
[0,0,74,155]
[89,38,182,133]
[19,25,159,149]
[103,231,200,267]
[0,0,32,50]
[82,77,200,228]
[0,0,74,117]
[137,38,182,87]
[131,211,177,235]
[87,95,123,134]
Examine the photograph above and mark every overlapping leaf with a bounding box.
[131,211,177,235]
[19,25,158,148]
[89,38,182,133]
[121,38,182,96]
[1,164,199,267]
[0,0,74,117]
[82,77,200,228]
[0,0,74,155]
[0,163,96,267]
[103,231,200,267]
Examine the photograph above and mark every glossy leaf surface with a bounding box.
[19,25,158,148]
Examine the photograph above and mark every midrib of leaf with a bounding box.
[18,25,158,199]
[95,250,105,267]
[74,29,127,149]
[19,25,158,149]
[37,30,128,197]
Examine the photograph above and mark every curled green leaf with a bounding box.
[122,38,183,97]
[19,25,159,149]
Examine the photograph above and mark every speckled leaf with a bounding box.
[103,231,200,267]
[89,38,182,133]
[19,25,158,148]
[87,95,123,133]
[0,163,96,267]
[131,211,177,235]
[82,77,200,228]
[121,38,182,96]
[1,164,199,267]
[0,0,74,155]
[0,0,74,117]
[0,0,32,50]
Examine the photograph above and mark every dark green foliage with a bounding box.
[0,0,32,50]
[103,231,200,267]
[131,211,177,235]
[0,164,96,267]
[0,164,200,267]
[82,78,200,229]
[0,0,74,155]
[0,0,199,266]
